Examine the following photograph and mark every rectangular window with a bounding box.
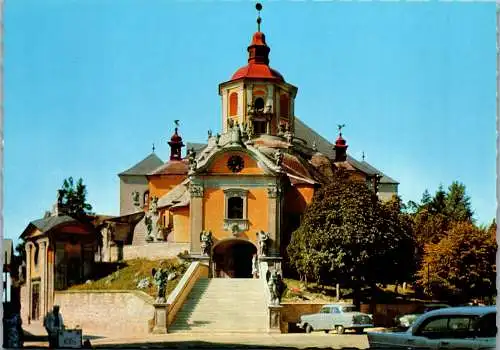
[223,188,249,232]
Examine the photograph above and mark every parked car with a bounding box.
[394,303,451,329]
[297,303,374,334]
[368,306,497,349]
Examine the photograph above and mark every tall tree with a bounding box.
[416,222,496,302]
[444,181,474,222]
[420,189,432,209]
[58,177,93,218]
[429,184,447,215]
[287,171,414,307]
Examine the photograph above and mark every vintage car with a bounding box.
[297,304,374,334]
[368,306,497,349]
[394,303,451,329]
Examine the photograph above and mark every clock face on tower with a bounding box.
[227,155,245,173]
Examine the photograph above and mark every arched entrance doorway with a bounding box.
[212,239,257,278]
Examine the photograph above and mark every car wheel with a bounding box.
[324,330,329,334]
[305,324,313,334]
[336,325,345,334]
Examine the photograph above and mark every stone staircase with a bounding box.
[131,217,148,246]
[169,277,268,333]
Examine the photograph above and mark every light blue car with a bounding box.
[297,304,374,334]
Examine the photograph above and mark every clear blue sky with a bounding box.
[4,1,496,244]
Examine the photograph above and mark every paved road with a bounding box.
[25,332,370,349]
[23,323,371,349]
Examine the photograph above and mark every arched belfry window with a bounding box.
[223,188,249,233]
[229,92,238,116]
[254,97,265,111]
[280,94,289,118]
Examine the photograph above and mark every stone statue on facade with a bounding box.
[145,196,160,242]
[151,267,173,303]
[246,119,254,140]
[188,148,197,173]
[57,190,64,206]
[312,141,318,152]
[208,129,212,139]
[132,191,141,209]
[200,230,213,256]
[266,269,285,305]
[247,103,254,115]
[257,230,270,257]
[215,133,221,147]
[285,129,294,144]
[274,150,284,167]
[230,121,242,145]
[252,254,259,278]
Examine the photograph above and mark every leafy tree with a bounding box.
[287,170,414,307]
[377,196,417,286]
[416,222,496,302]
[58,177,93,218]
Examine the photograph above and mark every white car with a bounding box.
[297,304,373,334]
[368,306,496,349]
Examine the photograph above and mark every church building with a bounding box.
[115,7,398,278]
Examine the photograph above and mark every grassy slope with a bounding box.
[282,278,417,303]
[68,258,188,298]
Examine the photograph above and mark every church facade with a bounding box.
[116,19,399,278]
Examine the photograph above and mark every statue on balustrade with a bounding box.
[257,230,270,257]
[151,267,175,304]
[200,230,213,256]
[266,269,286,305]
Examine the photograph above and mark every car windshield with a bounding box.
[341,306,357,312]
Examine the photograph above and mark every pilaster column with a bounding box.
[222,90,228,131]
[189,182,204,255]
[238,86,244,124]
[38,238,49,318]
[267,185,281,256]
[25,242,34,324]
[46,242,55,312]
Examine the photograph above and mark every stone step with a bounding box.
[169,329,269,333]
[170,277,269,332]
[174,314,267,319]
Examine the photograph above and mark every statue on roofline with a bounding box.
[274,150,284,167]
[188,148,197,172]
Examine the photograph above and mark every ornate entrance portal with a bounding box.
[212,239,257,278]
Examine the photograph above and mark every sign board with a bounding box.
[58,329,82,349]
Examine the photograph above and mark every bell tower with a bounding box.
[218,3,298,138]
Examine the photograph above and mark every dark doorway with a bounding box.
[213,240,257,278]
[31,282,40,321]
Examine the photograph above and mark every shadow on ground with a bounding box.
[93,342,363,349]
